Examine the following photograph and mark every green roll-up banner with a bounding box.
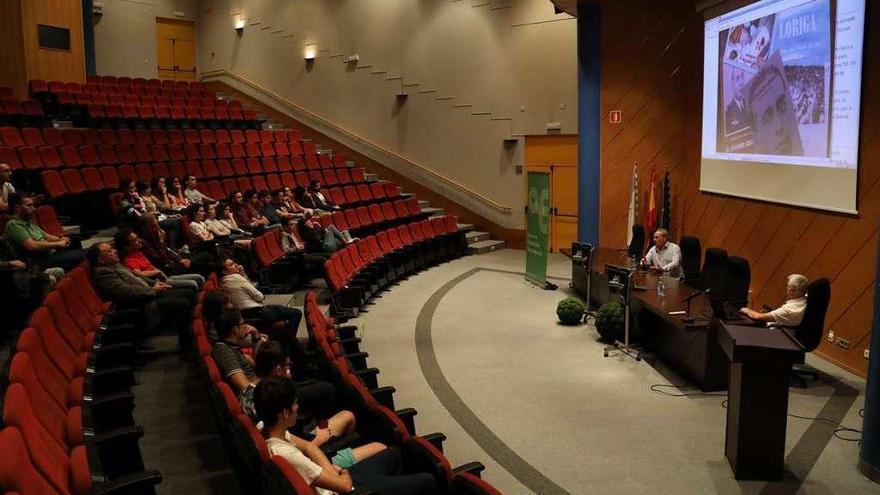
[525,170,551,288]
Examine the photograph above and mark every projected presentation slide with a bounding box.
[703,0,865,170]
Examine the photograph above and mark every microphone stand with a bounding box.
[681,289,704,316]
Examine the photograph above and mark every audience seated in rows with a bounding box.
[231,189,270,234]
[301,179,339,212]
[220,257,302,339]
[115,227,204,292]
[184,174,216,205]
[298,212,354,254]
[256,376,436,495]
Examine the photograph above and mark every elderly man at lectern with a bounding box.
[641,228,682,278]
[740,274,808,327]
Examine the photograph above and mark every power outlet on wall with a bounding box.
[835,337,850,350]
[866,348,871,359]
[827,330,835,342]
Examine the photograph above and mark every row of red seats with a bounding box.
[57,93,235,109]
[34,77,209,95]
[0,204,67,238]
[86,104,258,123]
[2,143,343,172]
[0,266,164,494]
[0,99,44,117]
[40,166,372,201]
[304,293,501,495]
[1,126,305,148]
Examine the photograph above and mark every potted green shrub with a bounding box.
[556,296,587,325]
[595,301,625,342]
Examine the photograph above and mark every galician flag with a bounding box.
[626,163,638,244]
[646,166,657,235]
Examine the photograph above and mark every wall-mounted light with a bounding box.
[304,45,317,61]
[234,17,246,34]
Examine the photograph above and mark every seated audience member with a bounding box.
[139,180,183,247]
[212,311,340,432]
[187,204,216,243]
[282,186,313,217]
[150,177,176,214]
[280,217,330,276]
[4,193,85,271]
[115,228,203,294]
[231,190,270,234]
[304,180,339,212]
[258,190,282,225]
[641,228,681,278]
[135,215,208,276]
[183,175,216,205]
[118,179,147,224]
[293,186,311,211]
[205,203,252,248]
[220,257,302,336]
[740,274,808,327]
[1,233,62,306]
[88,242,193,350]
[202,290,233,342]
[168,176,190,211]
[298,213,354,254]
[240,341,363,455]
[256,377,436,495]
[0,162,14,212]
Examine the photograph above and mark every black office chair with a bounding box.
[700,247,728,294]
[790,278,831,388]
[679,236,702,285]
[723,256,750,305]
[627,224,646,259]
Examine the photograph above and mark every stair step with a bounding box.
[466,231,490,244]
[417,200,431,208]
[399,193,415,199]
[364,173,380,182]
[457,223,474,232]
[468,239,505,255]
[421,207,444,217]
[345,160,356,167]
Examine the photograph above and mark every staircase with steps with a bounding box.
[215,91,508,255]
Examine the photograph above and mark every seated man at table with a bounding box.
[740,274,808,327]
[641,228,681,278]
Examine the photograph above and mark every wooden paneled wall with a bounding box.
[0,0,27,97]
[21,0,85,84]
[597,0,879,377]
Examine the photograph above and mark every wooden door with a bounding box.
[156,18,196,81]
[524,135,579,252]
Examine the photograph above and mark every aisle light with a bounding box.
[304,45,317,60]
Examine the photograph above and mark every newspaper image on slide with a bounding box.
[716,0,832,159]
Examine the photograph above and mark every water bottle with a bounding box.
[656,277,666,296]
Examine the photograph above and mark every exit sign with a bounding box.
[609,110,622,124]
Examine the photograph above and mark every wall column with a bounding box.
[577,2,601,245]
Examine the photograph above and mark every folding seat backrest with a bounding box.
[7,354,75,452]
[202,159,220,177]
[22,127,45,147]
[260,141,275,157]
[384,182,399,198]
[199,129,217,144]
[167,143,185,161]
[222,179,238,196]
[135,163,153,182]
[217,159,234,177]
[356,206,372,227]
[0,146,21,170]
[405,198,421,216]
[292,156,307,172]
[331,211,349,231]
[397,225,415,245]
[370,182,386,200]
[342,186,359,205]
[215,129,231,144]
[288,140,304,155]
[60,169,87,194]
[276,155,293,172]
[185,160,204,178]
[38,146,62,168]
[230,143,246,159]
[115,144,135,164]
[344,209,361,229]
[183,143,201,161]
[74,93,93,105]
[281,172,296,189]
[367,236,384,258]
[357,240,374,264]
[98,166,120,189]
[368,204,385,223]
[184,129,200,144]
[81,167,105,190]
[332,155,348,168]
[207,181,225,201]
[40,171,67,198]
[236,176,252,192]
[319,154,333,169]
[132,143,152,163]
[304,154,319,170]
[262,156,278,173]
[167,129,184,145]
[246,157,262,175]
[323,169,338,186]
[232,158,249,176]
[47,80,65,93]
[245,142,261,158]
[387,228,404,249]
[18,146,43,170]
[308,171,323,183]
[421,219,437,238]
[351,168,366,183]
[409,222,425,242]
[251,175,269,192]
[0,427,70,495]
[150,128,168,145]
[331,188,347,206]
[15,328,77,408]
[245,129,260,143]
[215,142,231,159]
[118,164,136,181]
[153,161,170,178]
[382,201,397,220]
[266,174,282,191]
[394,199,409,218]
[274,141,290,157]
[1,126,25,147]
[230,129,245,144]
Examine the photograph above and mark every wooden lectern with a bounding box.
[717,323,804,480]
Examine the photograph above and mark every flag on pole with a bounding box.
[646,166,657,234]
[626,164,638,244]
[660,169,671,232]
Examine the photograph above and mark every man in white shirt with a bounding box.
[642,228,682,278]
[183,175,216,205]
[0,163,15,212]
[740,274,808,327]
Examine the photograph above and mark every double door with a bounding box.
[157,18,196,81]
[524,135,578,253]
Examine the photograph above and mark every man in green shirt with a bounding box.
[3,193,85,271]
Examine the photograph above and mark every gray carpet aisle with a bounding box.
[132,335,244,495]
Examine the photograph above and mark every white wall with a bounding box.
[197,0,577,229]
[94,0,199,78]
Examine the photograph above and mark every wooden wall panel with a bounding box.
[0,0,27,97]
[21,0,85,84]
[598,0,880,376]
